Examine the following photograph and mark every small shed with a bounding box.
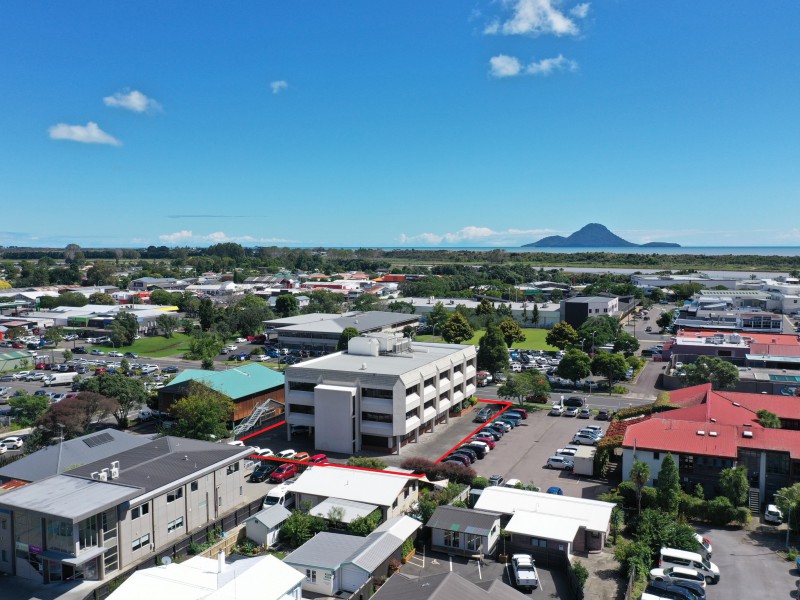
[0,350,35,373]
[572,445,596,476]
[426,505,502,557]
[245,504,291,547]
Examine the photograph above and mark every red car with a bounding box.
[507,407,528,419]
[308,454,328,464]
[35,362,47,370]
[471,436,496,449]
[269,463,297,483]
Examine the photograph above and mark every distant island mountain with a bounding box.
[522,223,680,248]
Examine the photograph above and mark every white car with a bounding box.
[1,436,24,449]
[252,354,269,362]
[226,344,238,351]
[765,504,783,524]
[693,533,713,559]
[549,404,564,416]
[0,445,6,455]
[562,406,580,417]
[555,447,579,457]
[649,566,706,589]
[276,449,297,460]
[236,337,248,344]
[108,351,123,357]
[12,371,30,380]
[572,432,599,445]
[546,456,574,470]
[256,448,274,457]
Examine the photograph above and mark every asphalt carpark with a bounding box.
[238,401,612,502]
[399,547,570,599]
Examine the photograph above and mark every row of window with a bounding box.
[442,531,482,551]
[362,411,392,423]
[167,516,184,534]
[131,533,150,552]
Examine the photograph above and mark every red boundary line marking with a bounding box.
[239,398,514,476]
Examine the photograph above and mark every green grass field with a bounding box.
[417,328,556,351]
[87,333,192,358]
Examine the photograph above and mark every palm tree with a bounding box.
[630,460,651,516]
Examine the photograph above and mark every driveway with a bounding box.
[696,523,797,599]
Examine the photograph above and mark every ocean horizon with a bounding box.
[317,246,800,257]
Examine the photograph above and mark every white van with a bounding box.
[263,484,295,510]
[659,547,720,584]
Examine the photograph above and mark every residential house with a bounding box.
[372,572,529,600]
[426,505,501,557]
[244,504,291,548]
[283,515,421,597]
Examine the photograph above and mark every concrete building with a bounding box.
[0,437,251,584]
[631,273,741,290]
[559,296,620,329]
[263,311,421,353]
[392,297,561,328]
[284,333,477,454]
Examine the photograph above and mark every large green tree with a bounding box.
[156,314,180,338]
[718,466,749,506]
[545,322,579,350]
[186,332,224,361]
[635,509,699,561]
[81,373,149,428]
[8,393,50,427]
[531,304,540,327]
[43,326,64,347]
[441,312,474,344]
[475,298,495,316]
[613,332,640,357]
[757,409,781,428]
[656,311,674,330]
[477,325,509,374]
[427,302,450,335]
[655,453,681,514]
[680,356,739,390]
[498,319,526,347]
[337,327,360,351]
[557,349,592,384]
[591,351,629,387]
[110,311,139,347]
[275,294,299,318]
[88,292,115,305]
[578,315,621,349]
[172,383,234,441]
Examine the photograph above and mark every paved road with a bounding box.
[477,384,656,411]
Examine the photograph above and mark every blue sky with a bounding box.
[1,1,799,248]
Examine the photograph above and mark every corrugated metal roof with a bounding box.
[426,506,501,536]
[284,532,365,570]
[164,363,284,400]
[0,350,33,361]
[248,504,291,529]
[346,516,421,573]
[309,498,378,523]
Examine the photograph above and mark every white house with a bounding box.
[244,504,291,547]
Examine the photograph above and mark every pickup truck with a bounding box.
[511,554,539,592]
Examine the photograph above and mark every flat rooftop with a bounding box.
[287,341,474,377]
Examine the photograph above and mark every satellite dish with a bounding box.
[161,556,172,566]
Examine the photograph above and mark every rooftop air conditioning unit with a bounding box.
[99,469,109,481]
[709,432,718,437]
[743,431,754,438]
[696,430,705,436]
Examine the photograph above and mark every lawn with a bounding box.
[417,328,556,351]
[86,333,193,358]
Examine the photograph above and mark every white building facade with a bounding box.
[284,334,477,454]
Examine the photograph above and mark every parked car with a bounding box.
[499,413,522,427]
[453,447,478,462]
[474,407,494,423]
[577,408,592,419]
[162,366,179,374]
[471,435,496,449]
[645,580,699,600]
[546,456,574,470]
[563,396,585,408]
[250,462,280,482]
[507,407,528,419]
[108,351,123,357]
[0,436,24,449]
[443,454,471,467]
[596,409,610,421]
[269,463,298,483]
[460,443,487,459]
[649,566,706,590]
[765,504,783,524]
[546,486,564,495]
[490,421,512,433]
[488,475,505,486]
[124,352,139,358]
[293,452,311,462]
[555,446,579,457]
[308,454,328,464]
[90,349,105,356]
[480,427,502,440]
[693,533,713,560]
[562,406,580,417]
[572,432,599,445]
[548,404,564,416]
[276,449,297,460]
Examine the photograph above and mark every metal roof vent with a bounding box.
[709,431,718,437]
[710,418,717,423]
[696,430,705,436]
[732,402,741,406]
[743,430,754,438]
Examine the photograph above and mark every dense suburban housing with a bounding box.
[283,333,477,454]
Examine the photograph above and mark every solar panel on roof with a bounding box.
[83,432,114,448]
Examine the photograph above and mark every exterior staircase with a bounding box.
[233,400,275,435]
[749,487,760,514]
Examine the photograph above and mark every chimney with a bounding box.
[217,550,225,573]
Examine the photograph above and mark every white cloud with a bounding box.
[158,230,291,245]
[398,226,556,246]
[103,89,161,113]
[489,54,522,78]
[486,0,580,37]
[489,54,578,78]
[570,2,590,18]
[526,54,578,75]
[270,80,288,94]
[48,122,122,146]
